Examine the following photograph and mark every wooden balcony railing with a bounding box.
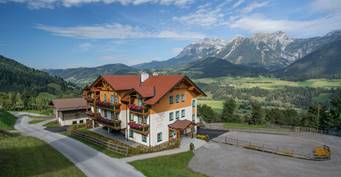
[96,101,121,111]
[128,121,149,135]
[129,104,149,116]
[86,111,121,130]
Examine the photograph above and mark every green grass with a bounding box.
[130,151,207,177]
[44,120,60,128]
[29,119,47,124]
[21,109,53,116]
[195,77,341,90]
[224,123,268,129]
[198,100,224,113]
[0,110,17,130]
[0,133,85,177]
[63,130,125,158]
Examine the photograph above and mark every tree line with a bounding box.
[198,91,341,131]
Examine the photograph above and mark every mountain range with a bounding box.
[44,30,341,86]
[135,30,341,71]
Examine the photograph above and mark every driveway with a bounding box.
[13,113,145,177]
[189,131,341,177]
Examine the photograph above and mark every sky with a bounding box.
[0,0,341,69]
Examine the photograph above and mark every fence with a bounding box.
[71,130,129,156]
[212,136,330,161]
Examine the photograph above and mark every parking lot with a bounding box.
[189,131,341,177]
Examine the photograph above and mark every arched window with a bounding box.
[103,94,107,103]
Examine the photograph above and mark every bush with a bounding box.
[196,134,209,141]
[189,143,195,151]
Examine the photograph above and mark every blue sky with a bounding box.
[0,0,341,69]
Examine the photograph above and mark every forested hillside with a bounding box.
[0,55,80,110]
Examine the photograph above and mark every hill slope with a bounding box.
[45,64,138,87]
[181,57,268,78]
[0,55,79,96]
[279,39,341,80]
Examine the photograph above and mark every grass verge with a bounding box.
[0,109,17,130]
[0,132,85,177]
[44,120,60,128]
[130,151,207,177]
[29,119,47,124]
[63,129,125,158]
[224,123,267,129]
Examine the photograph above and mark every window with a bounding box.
[157,132,162,142]
[181,109,185,118]
[142,135,147,143]
[138,97,142,106]
[181,94,185,102]
[72,121,77,125]
[169,96,174,104]
[80,120,84,124]
[169,112,174,121]
[192,114,195,122]
[129,130,134,138]
[129,114,133,121]
[110,95,114,104]
[104,110,107,118]
[103,94,107,103]
[192,100,196,107]
[176,111,180,120]
[175,95,180,103]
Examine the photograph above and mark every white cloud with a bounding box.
[173,8,225,27]
[240,1,270,14]
[229,14,341,36]
[0,0,193,9]
[310,0,341,13]
[231,0,245,9]
[35,23,205,39]
[78,42,93,51]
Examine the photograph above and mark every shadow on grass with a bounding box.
[0,135,86,177]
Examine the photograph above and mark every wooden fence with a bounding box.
[71,130,129,156]
[212,136,330,160]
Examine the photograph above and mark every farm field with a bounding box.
[194,77,341,90]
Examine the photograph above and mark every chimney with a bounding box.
[140,71,149,83]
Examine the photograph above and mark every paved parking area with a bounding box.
[189,131,341,177]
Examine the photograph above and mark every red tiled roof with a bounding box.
[169,120,194,130]
[52,98,88,111]
[97,74,205,105]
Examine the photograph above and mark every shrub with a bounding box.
[189,142,195,151]
[196,134,209,141]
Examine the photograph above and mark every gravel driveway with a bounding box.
[189,131,341,177]
[14,113,145,177]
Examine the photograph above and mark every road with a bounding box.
[13,113,145,177]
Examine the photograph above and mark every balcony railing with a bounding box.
[129,104,149,115]
[96,101,121,111]
[128,121,149,135]
[87,111,121,130]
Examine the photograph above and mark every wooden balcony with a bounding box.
[129,104,149,116]
[96,101,121,112]
[128,121,149,135]
[86,111,121,129]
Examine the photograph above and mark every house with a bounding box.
[83,72,206,147]
[51,98,90,126]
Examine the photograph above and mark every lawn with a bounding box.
[0,109,17,130]
[130,151,207,177]
[63,129,125,158]
[44,120,60,128]
[0,132,85,177]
